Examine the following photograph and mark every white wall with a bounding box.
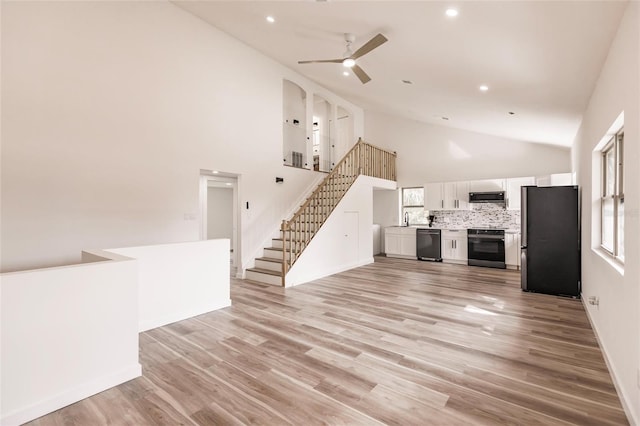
[0,1,364,273]
[1,255,141,425]
[207,187,233,242]
[572,2,639,424]
[105,239,231,332]
[285,175,396,287]
[365,111,572,187]
[336,106,355,165]
[373,189,400,228]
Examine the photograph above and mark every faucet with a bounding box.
[404,212,409,227]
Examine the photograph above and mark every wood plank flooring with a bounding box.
[28,256,628,425]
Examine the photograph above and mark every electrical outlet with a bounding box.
[588,296,599,307]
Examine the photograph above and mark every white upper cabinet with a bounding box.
[443,182,470,210]
[536,173,573,187]
[505,176,535,210]
[424,182,444,210]
[426,182,469,210]
[469,179,506,193]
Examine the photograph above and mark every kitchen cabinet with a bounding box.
[505,232,521,269]
[425,182,469,211]
[443,181,470,210]
[384,227,417,259]
[469,179,506,193]
[424,183,444,211]
[441,229,467,264]
[505,176,535,210]
[536,173,573,187]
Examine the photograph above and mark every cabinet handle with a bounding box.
[441,200,444,208]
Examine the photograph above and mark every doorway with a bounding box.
[199,171,239,277]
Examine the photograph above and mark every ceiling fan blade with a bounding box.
[351,33,388,60]
[351,64,371,84]
[298,59,343,64]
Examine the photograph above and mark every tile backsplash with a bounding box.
[429,203,520,229]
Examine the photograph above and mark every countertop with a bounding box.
[387,225,520,233]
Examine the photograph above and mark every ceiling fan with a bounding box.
[298,33,388,84]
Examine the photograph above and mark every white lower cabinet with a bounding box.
[441,230,467,264]
[384,227,417,259]
[505,232,521,269]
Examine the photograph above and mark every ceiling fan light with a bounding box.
[342,58,356,68]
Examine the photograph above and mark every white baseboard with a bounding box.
[581,298,637,426]
[139,299,232,332]
[1,364,142,426]
[385,253,418,260]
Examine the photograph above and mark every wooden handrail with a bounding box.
[280,138,396,285]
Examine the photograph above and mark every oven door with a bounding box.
[468,234,506,268]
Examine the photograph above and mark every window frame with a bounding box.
[401,187,425,225]
[600,128,624,262]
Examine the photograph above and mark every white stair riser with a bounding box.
[245,270,282,286]
[255,259,282,272]
[264,248,291,260]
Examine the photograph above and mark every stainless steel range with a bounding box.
[467,228,506,269]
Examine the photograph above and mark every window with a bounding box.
[601,128,624,261]
[402,187,424,225]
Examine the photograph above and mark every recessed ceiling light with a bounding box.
[343,71,349,76]
[212,170,219,174]
[479,85,489,92]
[266,16,275,23]
[445,8,459,17]
[225,182,232,186]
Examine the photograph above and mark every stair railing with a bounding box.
[280,138,396,285]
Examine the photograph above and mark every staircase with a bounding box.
[245,138,396,286]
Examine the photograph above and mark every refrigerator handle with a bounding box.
[520,248,528,291]
[521,186,527,247]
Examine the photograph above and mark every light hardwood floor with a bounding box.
[28,257,628,425]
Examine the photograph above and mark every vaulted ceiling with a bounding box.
[174,1,627,147]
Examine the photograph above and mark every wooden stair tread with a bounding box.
[246,267,282,277]
[255,257,283,264]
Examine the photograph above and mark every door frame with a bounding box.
[199,171,240,274]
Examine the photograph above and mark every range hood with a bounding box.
[469,191,506,203]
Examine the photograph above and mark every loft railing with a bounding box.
[280,138,396,285]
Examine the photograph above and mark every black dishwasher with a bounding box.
[416,228,442,261]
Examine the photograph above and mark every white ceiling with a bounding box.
[174,1,627,147]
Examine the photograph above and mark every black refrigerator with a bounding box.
[521,186,580,297]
